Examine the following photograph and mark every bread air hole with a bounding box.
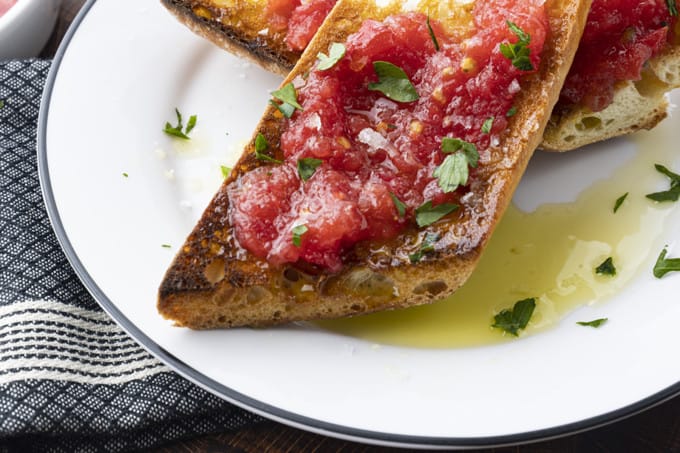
[575,116,602,131]
[343,268,396,300]
[203,258,226,284]
[246,285,270,303]
[413,280,448,296]
[635,68,668,97]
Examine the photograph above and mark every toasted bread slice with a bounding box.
[157,0,590,329]
[542,45,680,151]
[160,0,298,76]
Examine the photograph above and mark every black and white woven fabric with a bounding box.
[0,59,263,452]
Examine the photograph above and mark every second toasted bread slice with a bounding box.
[158,0,590,329]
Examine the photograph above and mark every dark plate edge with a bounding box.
[35,0,680,448]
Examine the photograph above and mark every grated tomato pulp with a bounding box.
[266,0,336,51]
[231,0,548,272]
[560,0,678,112]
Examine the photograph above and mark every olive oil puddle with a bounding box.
[316,128,677,348]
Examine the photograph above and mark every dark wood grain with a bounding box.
[45,1,680,451]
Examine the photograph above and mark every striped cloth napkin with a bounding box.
[0,59,262,451]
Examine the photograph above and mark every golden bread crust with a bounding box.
[158,0,592,329]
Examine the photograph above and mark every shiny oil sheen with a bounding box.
[317,127,678,348]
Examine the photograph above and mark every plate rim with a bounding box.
[36,0,680,447]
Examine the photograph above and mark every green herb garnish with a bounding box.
[481,117,494,134]
[426,16,440,52]
[297,158,323,181]
[434,137,479,193]
[613,192,628,213]
[646,164,680,202]
[415,201,458,227]
[291,224,308,247]
[653,247,680,278]
[122,172,129,178]
[595,257,616,276]
[254,133,282,164]
[0,99,4,109]
[506,106,517,117]
[269,99,296,118]
[317,43,346,70]
[434,154,471,193]
[390,192,407,218]
[163,108,197,140]
[271,83,303,118]
[577,318,608,328]
[409,232,439,263]
[161,244,172,248]
[441,137,479,165]
[221,165,232,179]
[367,61,419,103]
[500,21,533,71]
[492,298,536,336]
[667,0,678,16]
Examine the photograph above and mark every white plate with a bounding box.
[38,0,680,447]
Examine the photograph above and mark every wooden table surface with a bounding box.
[45,1,680,451]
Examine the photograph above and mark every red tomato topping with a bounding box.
[267,0,336,50]
[266,0,301,32]
[560,0,677,112]
[286,0,336,51]
[231,2,549,271]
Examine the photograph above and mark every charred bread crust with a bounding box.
[158,0,592,329]
[160,0,298,76]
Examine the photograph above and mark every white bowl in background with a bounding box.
[0,0,62,60]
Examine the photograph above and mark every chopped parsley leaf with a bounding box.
[499,21,533,71]
[595,257,616,276]
[492,298,536,336]
[409,232,439,263]
[415,201,458,227]
[185,114,197,135]
[271,83,303,117]
[367,61,419,103]
[434,153,471,194]
[389,192,407,218]
[667,0,678,16]
[577,318,608,328]
[269,99,296,118]
[506,106,517,117]
[426,16,440,52]
[122,172,129,178]
[161,244,172,248]
[646,164,680,202]
[481,117,494,134]
[163,108,197,140]
[297,158,323,181]
[291,224,308,247]
[613,192,628,213]
[221,165,232,179]
[316,43,346,71]
[434,138,479,193]
[653,247,680,278]
[441,137,479,166]
[254,133,282,163]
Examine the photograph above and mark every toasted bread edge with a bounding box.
[160,0,296,77]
